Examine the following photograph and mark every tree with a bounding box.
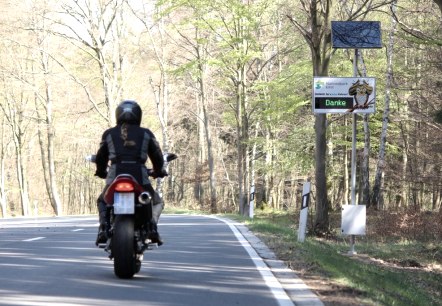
[0,74,31,216]
[288,0,332,235]
[0,116,8,217]
[53,0,129,126]
[371,0,398,209]
[28,2,63,215]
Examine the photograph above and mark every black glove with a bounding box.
[95,169,108,179]
[154,169,168,179]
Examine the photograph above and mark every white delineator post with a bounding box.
[298,182,311,242]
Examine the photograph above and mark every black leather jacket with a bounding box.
[95,123,164,185]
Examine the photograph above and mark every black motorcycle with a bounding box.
[88,152,177,278]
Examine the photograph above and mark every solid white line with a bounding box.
[23,237,45,242]
[211,216,295,306]
[72,229,84,232]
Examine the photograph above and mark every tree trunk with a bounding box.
[362,114,371,206]
[287,0,333,234]
[372,0,397,209]
[399,96,409,208]
[236,73,245,215]
[2,95,30,216]
[311,0,332,234]
[0,118,7,218]
[41,48,62,216]
[196,30,217,213]
[150,72,170,198]
[263,126,272,207]
[344,116,349,205]
[15,138,30,216]
[314,114,329,234]
[236,14,249,217]
[359,52,371,207]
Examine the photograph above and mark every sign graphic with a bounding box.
[312,77,376,114]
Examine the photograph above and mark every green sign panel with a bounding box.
[315,97,354,109]
[312,77,376,114]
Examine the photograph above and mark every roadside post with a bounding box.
[312,21,382,254]
[249,185,255,219]
[297,182,311,242]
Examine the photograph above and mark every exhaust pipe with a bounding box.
[138,192,152,204]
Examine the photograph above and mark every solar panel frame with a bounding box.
[331,21,382,49]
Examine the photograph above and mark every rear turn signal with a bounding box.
[115,182,134,192]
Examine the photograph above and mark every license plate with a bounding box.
[114,193,135,214]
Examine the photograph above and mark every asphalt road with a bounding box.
[0,215,321,306]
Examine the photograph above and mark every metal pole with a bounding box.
[351,116,357,206]
[349,49,358,255]
[351,49,358,207]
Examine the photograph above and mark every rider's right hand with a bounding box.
[151,169,168,179]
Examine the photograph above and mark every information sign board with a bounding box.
[312,77,376,114]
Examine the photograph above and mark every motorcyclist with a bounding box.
[94,100,167,246]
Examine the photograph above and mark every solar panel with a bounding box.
[331,21,382,49]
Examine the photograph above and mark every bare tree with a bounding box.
[0,116,8,217]
[127,3,173,200]
[25,3,64,215]
[0,81,31,216]
[372,0,397,208]
[53,0,128,125]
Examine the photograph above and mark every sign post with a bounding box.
[312,77,376,114]
[318,21,382,255]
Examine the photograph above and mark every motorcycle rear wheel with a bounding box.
[112,215,137,278]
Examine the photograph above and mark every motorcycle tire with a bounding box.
[112,215,137,278]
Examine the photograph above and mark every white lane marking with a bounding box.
[72,229,84,232]
[211,216,295,306]
[23,237,45,242]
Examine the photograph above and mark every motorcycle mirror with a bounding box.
[165,153,178,162]
[86,155,96,163]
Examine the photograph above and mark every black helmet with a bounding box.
[115,100,142,125]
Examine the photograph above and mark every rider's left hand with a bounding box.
[95,169,108,179]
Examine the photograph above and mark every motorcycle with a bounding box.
[87,152,177,279]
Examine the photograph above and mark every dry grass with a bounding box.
[240,209,442,306]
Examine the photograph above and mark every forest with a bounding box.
[0,0,441,235]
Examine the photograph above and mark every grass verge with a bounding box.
[225,210,442,306]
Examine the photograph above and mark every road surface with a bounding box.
[0,215,322,306]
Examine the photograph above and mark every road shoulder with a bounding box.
[216,216,324,306]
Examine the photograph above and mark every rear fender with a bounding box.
[104,174,144,205]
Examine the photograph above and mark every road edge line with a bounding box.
[212,216,324,306]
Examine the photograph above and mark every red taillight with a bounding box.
[115,182,134,192]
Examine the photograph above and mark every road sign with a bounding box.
[341,204,366,235]
[312,77,376,114]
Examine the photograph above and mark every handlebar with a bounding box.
[86,153,177,164]
[86,153,178,179]
[86,155,96,163]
